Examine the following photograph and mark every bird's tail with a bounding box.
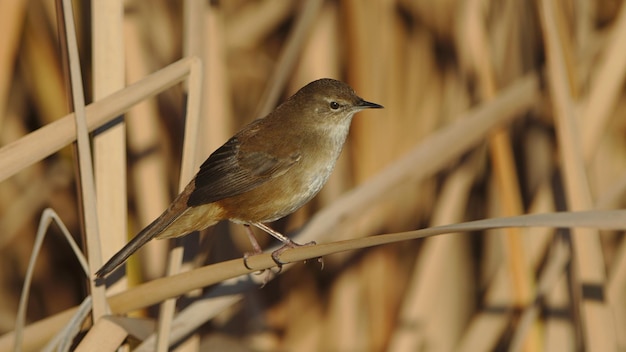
[95,205,188,280]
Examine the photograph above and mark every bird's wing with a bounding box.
[187,135,301,206]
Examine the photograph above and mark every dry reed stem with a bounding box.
[608,235,626,349]
[521,108,567,349]
[0,57,201,183]
[254,0,323,118]
[57,0,107,321]
[226,0,293,50]
[137,295,241,350]
[0,0,27,125]
[92,0,128,297]
[0,308,77,352]
[13,209,88,351]
[161,3,207,352]
[198,4,235,161]
[74,1,128,349]
[344,0,393,182]
[75,317,128,351]
[388,156,478,351]
[461,1,539,350]
[21,6,67,127]
[581,1,626,160]
[155,53,202,350]
[14,209,626,347]
[544,273,575,350]
[324,260,366,350]
[456,182,555,350]
[539,0,616,350]
[510,239,571,352]
[123,11,171,281]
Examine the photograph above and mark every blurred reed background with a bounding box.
[1,0,626,350]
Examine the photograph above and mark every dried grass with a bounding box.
[1,0,625,351]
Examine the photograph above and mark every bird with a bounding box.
[95,78,383,279]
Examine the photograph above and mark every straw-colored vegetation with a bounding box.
[0,0,625,351]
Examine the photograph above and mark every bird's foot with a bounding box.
[271,239,323,270]
[243,250,282,287]
[243,224,268,273]
[243,223,323,286]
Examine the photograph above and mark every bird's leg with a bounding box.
[244,224,263,254]
[242,224,265,272]
[242,224,282,286]
[250,222,322,269]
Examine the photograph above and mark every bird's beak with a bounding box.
[357,99,384,109]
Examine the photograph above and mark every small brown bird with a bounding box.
[95,78,382,279]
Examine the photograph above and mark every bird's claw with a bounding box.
[243,239,323,287]
[243,251,266,275]
[271,240,323,269]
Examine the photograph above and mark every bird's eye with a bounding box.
[329,101,340,110]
